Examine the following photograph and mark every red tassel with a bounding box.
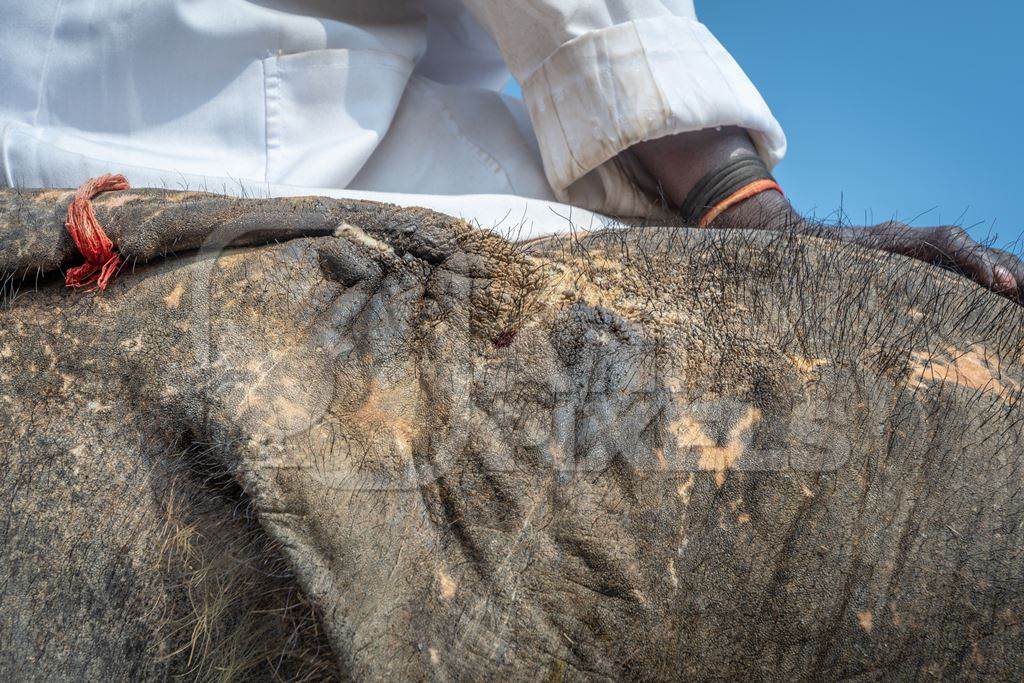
[64,173,130,291]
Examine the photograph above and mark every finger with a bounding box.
[935,235,1015,295]
[993,265,1018,295]
[987,249,1024,303]
[954,242,1020,298]
[960,252,1018,300]
[967,251,1014,293]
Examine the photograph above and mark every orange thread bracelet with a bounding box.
[698,179,784,227]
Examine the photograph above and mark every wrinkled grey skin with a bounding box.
[2,188,1024,680]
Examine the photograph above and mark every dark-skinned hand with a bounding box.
[630,130,1023,304]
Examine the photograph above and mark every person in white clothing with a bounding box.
[0,0,1020,299]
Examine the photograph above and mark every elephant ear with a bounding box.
[171,199,563,680]
[0,186,532,679]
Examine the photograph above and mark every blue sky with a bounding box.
[506,1,1023,246]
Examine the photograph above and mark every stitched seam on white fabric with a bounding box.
[261,59,268,184]
[536,66,584,187]
[0,123,15,188]
[264,20,282,184]
[272,48,415,74]
[631,21,671,130]
[263,57,281,184]
[276,63,412,74]
[33,0,65,128]
[276,46,415,65]
[414,79,519,195]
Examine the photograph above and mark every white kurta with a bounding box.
[0,0,785,239]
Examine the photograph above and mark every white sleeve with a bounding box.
[458,0,787,216]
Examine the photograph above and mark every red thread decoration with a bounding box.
[64,173,130,291]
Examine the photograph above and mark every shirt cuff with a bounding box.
[521,15,787,218]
